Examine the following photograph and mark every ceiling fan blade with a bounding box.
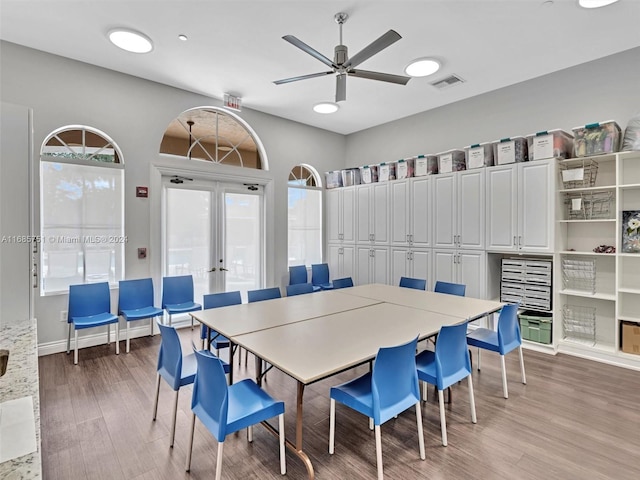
[348,69,411,85]
[336,74,346,102]
[343,30,402,69]
[283,35,337,69]
[273,71,334,85]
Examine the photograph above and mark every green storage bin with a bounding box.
[519,310,552,345]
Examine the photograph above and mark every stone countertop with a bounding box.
[0,318,41,479]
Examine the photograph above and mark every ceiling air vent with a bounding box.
[430,74,465,90]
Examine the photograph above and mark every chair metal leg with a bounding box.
[74,329,79,365]
[215,441,224,480]
[374,425,383,480]
[107,323,111,344]
[500,355,509,399]
[150,318,154,336]
[126,321,130,353]
[279,413,286,474]
[168,314,172,326]
[421,380,428,402]
[67,323,71,354]
[115,322,120,355]
[191,314,194,330]
[468,375,477,424]
[477,348,482,371]
[369,417,374,431]
[329,399,336,454]
[247,425,253,442]
[152,373,161,420]
[170,389,179,447]
[438,389,447,446]
[185,413,196,472]
[519,346,527,384]
[415,402,426,460]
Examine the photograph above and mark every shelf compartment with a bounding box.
[564,191,613,220]
[619,254,640,291]
[618,152,640,186]
[561,257,595,293]
[563,304,596,345]
[560,159,598,189]
[559,222,616,253]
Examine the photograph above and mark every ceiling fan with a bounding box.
[273,12,410,102]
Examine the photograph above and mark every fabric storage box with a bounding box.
[493,137,528,164]
[572,121,622,157]
[621,321,640,355]
[378,162,396,182]
[414,154,438,176]
[396,158,415,179]
[464,142,494,169]
[360,165,378,184]
[526,129,573,160]
[519,311,552,344]
[325,170,342,189]
[341,168,361,187]
[437,149,466,173]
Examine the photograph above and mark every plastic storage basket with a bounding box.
[341,168,361,187]
[519,311,552,345]
[414,155,438,176]
[437,149,466,173]
[493,137,528,165]
[396,158,415,179]
[360,165,379,184]
[526,129,573,160]
[464,142,494,169]
[572,121,621,157]
[325,171,342,189]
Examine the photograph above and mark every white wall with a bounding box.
[345,47,640,166]
[0,41,346,347]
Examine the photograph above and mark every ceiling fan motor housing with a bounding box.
[334,44,348,67]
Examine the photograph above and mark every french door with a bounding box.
[163,178,263,305]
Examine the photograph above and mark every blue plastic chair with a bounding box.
[247,287,282,303]
[415,323,477,446]
[399,276,427,290]
[434,280,466,297]
[67,282,119,365]
[289,264,308,284]
[311,263,333,290]
[199,291,242,354]
[466,303,526,399]
[162,275,202,328]
[332,277,354,289]
[185,349,286,479]
[286,283,314,296]
[329,337,425,480]
[153,322,229,447]
[118,278,163,353]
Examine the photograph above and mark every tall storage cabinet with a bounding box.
[326,187,355,243]
[389,176,431,248]
[356,245,389,285]
[390,247,430,288]
[433,249,486,300]
[356,183,389,244]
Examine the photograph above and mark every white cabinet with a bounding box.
[433,169,485,250]
[486,159,554,253]
[390,247,430,288]
[326,187,355,243]
[390,176,431,248]
[433,249,486,299]
[327,243,355,280]
[355,246,388,286]
[356,183,389,244]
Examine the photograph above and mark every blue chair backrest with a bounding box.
[371,336,419,425]
[497,304,521,353]
[68,282,111,323]
[434,281,466,297]
[311,263,330,286]
[192,349,230,441]
[118,278,155,312]
[203,291,242,310]
[289,265,308,285]
[434,323,471,390]
[162,275,194,308]
[247,287,282,303]
[399,277,426,290]
[157,322,184,390]
[286,283,314,296]
[332,277,354,289]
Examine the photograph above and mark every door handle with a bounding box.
[208,267,217,272]
[33,262,38,289]
[220,267,228,272]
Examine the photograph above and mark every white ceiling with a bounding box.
[1,0,639,135]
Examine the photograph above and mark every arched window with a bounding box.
[40,126,125,294]
[288,164,322,267]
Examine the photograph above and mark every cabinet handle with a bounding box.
[513,236,517,247]
[518,236,522,249]
[410,234,414,244]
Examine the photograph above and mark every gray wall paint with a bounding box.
[345,47,640,166]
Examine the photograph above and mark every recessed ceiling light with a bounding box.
[108,28,153,53]
[578,0,619,8]
[313,102,339,114]
[404,58,441,78]
[178,34,188,41]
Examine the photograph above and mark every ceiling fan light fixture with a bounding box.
[578,0,619,8]
[313,102,339,114]
[108,28,153,53]
[404,58,440,77]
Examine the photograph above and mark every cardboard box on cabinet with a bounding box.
[621,321,640,355]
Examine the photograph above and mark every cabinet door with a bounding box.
[355,246,372,285]
[341,187,356,243]
[458,169,485,250]
[433,249,456,285]
[519,160,553,252]
[410,176,431,248]
[371,247,389,285]
[411,249,431,288]
[458,250,485,300]
[390,180,410,245]
[390,247,411,286]
[433,174,457,249]
[486,165,518,251]
[340,244,355,280]
[372,183,389,244]
[326,189,342,243]
[327,243,342,279]
[356,185,372,243]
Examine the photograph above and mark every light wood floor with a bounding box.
[39,327,640,480]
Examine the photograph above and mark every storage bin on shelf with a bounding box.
[492,136,528,164]
[564,190,612,220]
[325,170,343,189]
[414,154,438,176]
[560,159,598,189]
[562,257,596,293]
[436,149,466,173]
[464,142,494,169]
[572,120,621,157]
[562,304,596,345]
[360,165,378,184]
[378,162,396,182]
[519,310,552,345]
[341,168,361,187]
[621,321,640,355]
[396,158,415,179]
[526,129,573,160]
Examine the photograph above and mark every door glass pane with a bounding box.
[165,188,212,304]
